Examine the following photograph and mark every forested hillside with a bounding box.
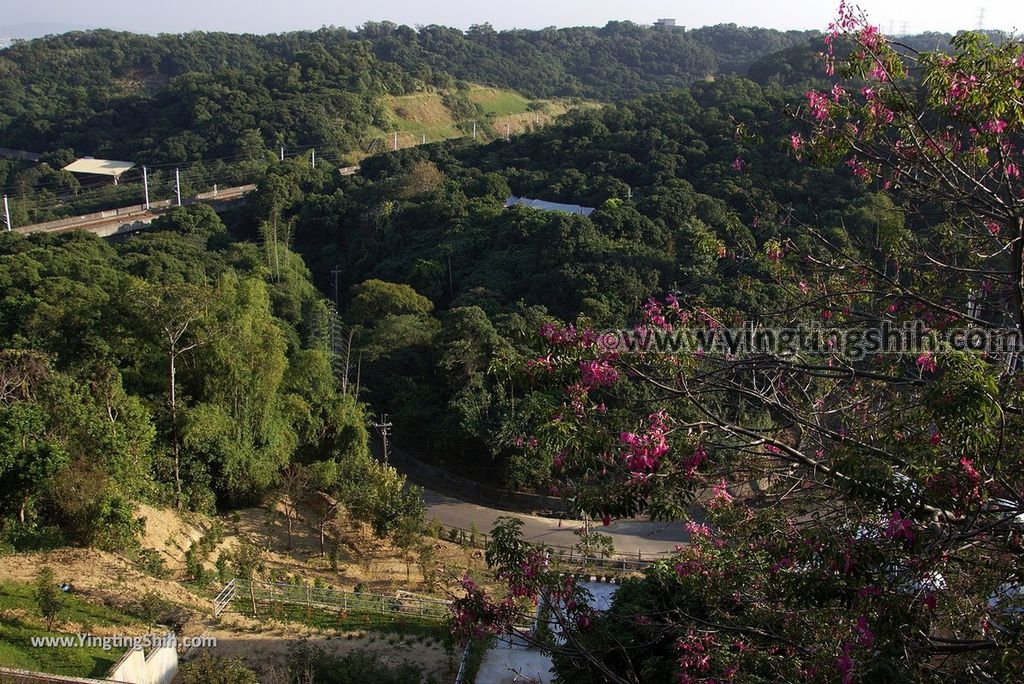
[0,204,422,553]
[243,75,881,486]
[0,22,814,164]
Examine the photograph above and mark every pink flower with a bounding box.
[789,133,804,152]
[869,63,889,82]
[846,157,870,180]
[860,86,876,100]
[685,521,712,539]
[684,444,708,475]
[831,83,846,102]
[805,90,831,122]
[1004,161,1020,179]
[869,99,894,124]
[709,479,734,509]
[580,359,619,388]
[731,156,745,172]
[916,352,937,373]
[982,119,1008,134]
[859,24,882,50]
[930,430,941,446]
[620,411,671,473]
[822,309,833,320]
[960,456,980,485]
[987,221,1001,236]
[884,510,914,543]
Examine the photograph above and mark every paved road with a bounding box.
[423,489,687,557]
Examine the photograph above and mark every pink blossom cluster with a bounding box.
[709,479,734,509]
[580,359,619,388]
[805,90,832,122]
[915,352,937,373]
[684,444,708,476]
[620,410,670,473]
[884,510,914,543]
[675,629,717,678]
[868,99,894,125]
[944,73,978,107]
[539,322,597,347]
[644,298,674,330]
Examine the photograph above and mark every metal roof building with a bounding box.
[505,195,595,216]
[62,158,135,182]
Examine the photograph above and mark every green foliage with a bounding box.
[285,643,431,684]
[33,567,63,630]
[178,652,259,684]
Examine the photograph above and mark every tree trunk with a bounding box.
[287,510,293,550]
[169,350,182,509]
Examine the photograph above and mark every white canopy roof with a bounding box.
[62,158,135,177]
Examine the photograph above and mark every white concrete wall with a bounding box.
[105,633,177,684]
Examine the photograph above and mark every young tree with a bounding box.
[278,463,310,551]
[132,281,213,508]
[34,566,63,631]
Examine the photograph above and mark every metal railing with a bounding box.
[213,578,237,617]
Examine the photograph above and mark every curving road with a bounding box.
[422,489,687,558]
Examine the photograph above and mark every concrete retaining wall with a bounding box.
[104,634,177,684]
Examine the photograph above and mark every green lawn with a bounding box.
[467,86,533,116]
[0,582,141,678]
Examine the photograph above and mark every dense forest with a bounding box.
[0,203,422,553]
[251,76,881,486]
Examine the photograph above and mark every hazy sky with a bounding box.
[2,0,1019,36]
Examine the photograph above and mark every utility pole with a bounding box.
[280,146,285,162]
[393,131,399,151]
[174,168,182,206]
[311,149,316,169]
[977,7,986,29]
[374,414,393,465]
[472,121,477,139]
[421,133,426,145]
[506,123,511,140]
[3,194,10,231]
[331,264,342,309]
[142,166,150,210]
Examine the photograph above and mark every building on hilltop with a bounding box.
[654,18,677,28]
[505,195,595,216]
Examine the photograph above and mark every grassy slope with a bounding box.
[0,582,145,678]
[374,85,591,150]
